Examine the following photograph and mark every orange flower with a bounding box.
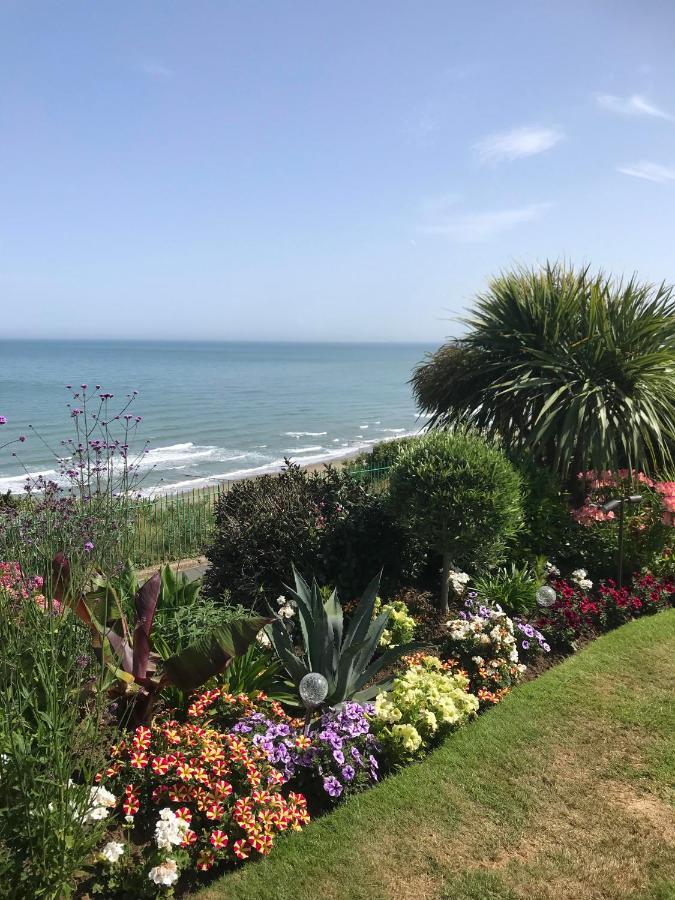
[205,801,225,820]
[211,759,229,777]
[122,793,140,816]
[295,735,311,750]
[129,750,149,769]
[213,779,233,797]
[196,850,216,871]
[209,829,229,850]
[132,725,152,750]
[151,756,170,775]
[174,806,192,824]
[233,838,250,860]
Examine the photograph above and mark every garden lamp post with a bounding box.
[601,495,643,588]
[299,672,328,736]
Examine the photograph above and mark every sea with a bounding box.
[0,340,436,496]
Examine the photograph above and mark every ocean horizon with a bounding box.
[0,340,436,495]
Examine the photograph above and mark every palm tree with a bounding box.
[412,263,675,483]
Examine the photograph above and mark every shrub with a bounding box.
[0,567,111,897]
[473,562,542,617]
[388,431,523,611]
[372,656,478,764]
[93,720,310,894]
[204,464,418,607]
[508,451,573,564]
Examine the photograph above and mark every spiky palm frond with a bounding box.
[412,263,675,478]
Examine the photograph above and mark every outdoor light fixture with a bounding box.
[536,585,557,608]
[601,494,643,587]
[299,672,329,736]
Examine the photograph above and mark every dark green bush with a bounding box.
[203,464,419,608]
[388,431,523,611]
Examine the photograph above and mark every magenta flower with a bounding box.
[0,416,6,425]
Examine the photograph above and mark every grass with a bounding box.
[199,611,675,900]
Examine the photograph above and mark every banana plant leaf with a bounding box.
[161,615,272,692]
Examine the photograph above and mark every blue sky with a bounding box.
[1,0,674,342]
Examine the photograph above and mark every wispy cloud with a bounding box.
[595,93,671,120]
[617,161,675,183]
[139,59,173,79]
[474,126,563,164]
[420,203,549,242]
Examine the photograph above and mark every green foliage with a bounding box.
[507,451,573,564]
[0,587,110,898]
[215,645,296,704]
[388,431,522,609]
[267,569,418,706]
[204,463,420,607]
[412,263,675,481]
[473,562,543,617]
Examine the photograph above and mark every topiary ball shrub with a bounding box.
[388,430,523,612]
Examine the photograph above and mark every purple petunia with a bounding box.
[333,749,345,765]
[341,765,355,781]
[323,776,343,798]
[521,640,529,650]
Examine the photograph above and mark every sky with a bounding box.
[1,0,675,342]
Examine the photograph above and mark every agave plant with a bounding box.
[412,263,675,484]
[52,554,269,724]
[267,568,418,706]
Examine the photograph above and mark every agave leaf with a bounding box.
[352,640,422,693]
[342,571,382,650]
[162,616,272,693]
[353,679,392,703]
[267,618,309,684]
[323,587,343,672]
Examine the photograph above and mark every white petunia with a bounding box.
[100,840,125,864]
[148,858,179,886]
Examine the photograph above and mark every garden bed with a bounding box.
[198,611,675,900]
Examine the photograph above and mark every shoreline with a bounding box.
[140,443,378,501]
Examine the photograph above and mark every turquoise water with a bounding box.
[0,341,435,495]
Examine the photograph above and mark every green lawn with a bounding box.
[199,611,675,900]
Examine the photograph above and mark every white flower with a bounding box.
[571,568,593,590]
[471,656,484,665]
[82,784,117,825]
[448,570,470,597]
[83,805,110,824]
[100,840,125,864]
[278,603,296,619]
[155,808,189,850]
[90,786,116,809]
[545,561,561,576]
[276,594,287,606]
[148,858,179,887]
[256,629,272,649]
[124,814,135,824]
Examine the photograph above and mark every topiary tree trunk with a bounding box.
[440,551,452,615]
